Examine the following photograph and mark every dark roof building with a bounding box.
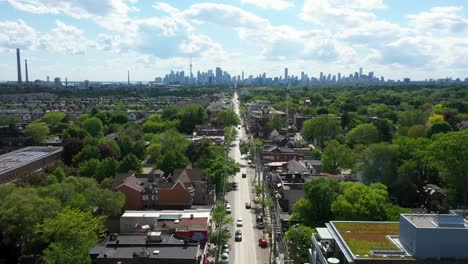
[90,232,205,264]
[0,146,63,183]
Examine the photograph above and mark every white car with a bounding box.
[236,218,243,227]
[225,203,232,214]
[220,252,229,264]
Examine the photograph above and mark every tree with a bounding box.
[82,117,104,137]
[156,151,190,174]
[24,122,49,143]
[38,207,106,264]
[62,125,89,140]
[78,159,100,178]
[358,143,399,186]
[431,130,468,207]
[346,123,379,146]
[0,188,60,255]
[267,114,282,130]
[94,158,119,183]
[215,109,240,127]
[291,178,341,227]
[426,121,452,138]
[322,140,355,174]
[109,113,128,124]
[372,118,394,142]
[178,104,207,134]
[332,182,389,221]
[40,111,66,125]
[285,225,314,264]
[407,124,427,138]
[118,154,142,173]
[301,116,342,148]
[208,157,240,193]
[62,138,84,165]
[73,145,100,166]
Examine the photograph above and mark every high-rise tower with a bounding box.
[127,70,130,85]
[16,48,22,84]
[189,56,193,86]
[25,59,29,83]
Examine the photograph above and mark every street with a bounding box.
[224,91,270,264]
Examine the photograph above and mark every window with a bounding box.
[142,195,148,201]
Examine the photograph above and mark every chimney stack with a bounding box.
[128,70,130,85]
[25,59,29,83]
[16,48,22,84]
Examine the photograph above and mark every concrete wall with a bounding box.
[399,215,468,259]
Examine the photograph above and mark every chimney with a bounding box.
[16,48,22,84]
[65,77,68,87]
[25,59,28,83]
[128,70,130,85]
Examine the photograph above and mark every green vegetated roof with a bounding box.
[334,222,400,257]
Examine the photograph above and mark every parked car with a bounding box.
[258,237,268,248]
[222,244,229,254]
[256,214,264,224]
[236,218,243,227]
[221,252,229,263]
[245,202,251,209]
[257,221,264,229]
[235,230,242,241]
[226,204,232,214]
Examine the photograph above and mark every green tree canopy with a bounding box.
[430,130,468,207]
[24,122,50,143]
[285,225,315,264]
[322,140,355,174]
[40,111,66,125]
[346,123,379,146]
[178,104,207,134]
[358,143,399,186]
[426,121,452,138]
[215,109,240,127]
[301,115,342,148]
[291,178,341,226]
[155,151,190,175]
[38,207,106,264]
[118,153,142,173]
[82,117,104,137]
[267,114,283,130]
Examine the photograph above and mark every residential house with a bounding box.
[171,166,211,205]
[260,145,304,164]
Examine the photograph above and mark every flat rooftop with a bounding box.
[402,214,468,228]
[92,233,200,260]
[0,146,62,175]
[121,209,211,220]
[328,221,412,260]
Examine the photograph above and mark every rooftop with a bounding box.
[330,221,405,259]
[402,214,468,228]
[0,146,62,175]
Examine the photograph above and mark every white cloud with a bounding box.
[38,20,96,54]
[7,0,134,31]
[0,19,37,51]
[182,3,269,28]
[408,6,468,33]
[239,0,294,10]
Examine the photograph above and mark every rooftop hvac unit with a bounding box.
[147,231,162,242]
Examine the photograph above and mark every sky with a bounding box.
[1,0,468,82]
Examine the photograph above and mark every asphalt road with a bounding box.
[224,91,269,264]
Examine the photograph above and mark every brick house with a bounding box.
[260,145,304,164]
[115,171,193,210]
[171,166,211,205]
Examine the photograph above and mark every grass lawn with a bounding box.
[333,222,399,256]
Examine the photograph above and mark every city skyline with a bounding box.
[1,0,468,81]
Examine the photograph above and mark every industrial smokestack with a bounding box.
[128,70,130,85]
[16,48,22,84]
[25,59,29,83]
